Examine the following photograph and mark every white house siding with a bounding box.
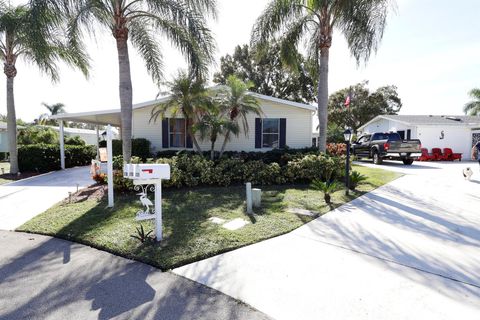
[416,126,472,157]
[0,131,7,152]
[132,98,313,154]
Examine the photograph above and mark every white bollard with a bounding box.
[252,188,262,208]
[246,182,253,214]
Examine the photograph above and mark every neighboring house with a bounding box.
[45,126,118,145]
[53,93,315,154]
[0,122,7,153]
[358,115,480,157]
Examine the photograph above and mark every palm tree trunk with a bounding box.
[116,36,133,162]
[187,126,202,154]
[317,47,329,153]
[219,130,230,158]
[210,140,215,160]
[6,74,18,174]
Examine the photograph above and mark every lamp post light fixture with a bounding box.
[344,128,352,196]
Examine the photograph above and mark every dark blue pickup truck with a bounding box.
[352,132,422,165]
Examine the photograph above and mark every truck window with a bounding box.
[372,133,401,141]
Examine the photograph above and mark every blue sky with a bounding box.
[1,0,479,122]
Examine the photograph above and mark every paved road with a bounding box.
[0,166,94,230]
[174,161,480,320]
[0,231,270,320]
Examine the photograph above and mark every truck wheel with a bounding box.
[402,159,414,165]
[373,151,383,165]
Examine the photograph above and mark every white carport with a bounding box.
[52,109,122,169]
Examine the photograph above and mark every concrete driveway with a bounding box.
[0,231,270,320]
[0,166,94,230]
[174,160,480,319]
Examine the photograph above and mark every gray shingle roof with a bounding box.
[379,115,480,126]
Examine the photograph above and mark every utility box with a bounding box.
[252,188,262,208]
[123,164,171,180]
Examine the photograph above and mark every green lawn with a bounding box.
[0,162,10,185]
[17,165,402,270]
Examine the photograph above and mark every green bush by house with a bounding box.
[18,144,96,172]
[99,138,151,160]
[107,152,346,190]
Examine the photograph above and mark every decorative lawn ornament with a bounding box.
[124,163,171,242]
[135,185,155,218]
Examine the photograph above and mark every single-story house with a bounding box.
[53,92,316,157]
[0,122,8,153]
[358,115,480,157]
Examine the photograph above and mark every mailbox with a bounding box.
[123,164,171,180]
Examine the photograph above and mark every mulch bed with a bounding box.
[64,184,107,204]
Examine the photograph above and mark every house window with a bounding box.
[169,119,186,148]
[262,118,280,148]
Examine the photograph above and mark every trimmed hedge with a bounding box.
[99,138,152,160]
[110,152,345,191]
[18,144,96,173]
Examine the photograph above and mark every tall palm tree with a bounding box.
[252,0,393,152]
[37,0,217,162]
[38,102,66,125]
[193,109,239,160]
[0,3,89,174]
[151,71,210,153]
[217,75,261,158]
[464,88,480,116]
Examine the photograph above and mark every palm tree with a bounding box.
[151,71,210,153]
[464,88,480,116]
[38,102,66,125]
[38,0,217,162]
[194,109,239,160]
[252,0,393,152]
[217,75,262,158]
[0,3,88,174]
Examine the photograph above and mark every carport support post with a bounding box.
[59,120,65,170]
[107,125,114,208]
[155,181,162,241]
[95,125,100,161]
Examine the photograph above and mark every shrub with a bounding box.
[285,153,343,183]
[349,171,367,191]
[311,180,340,204]
[18,144,96,172]
[92,173,107,184]
[326,143,347,156]
[99,138,152,160]
[110,151,344,192]
[18,127,58,145]
[65,135,86,146]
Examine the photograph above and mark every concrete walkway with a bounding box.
[0,231,270,320]
[174,161,480,320]
[0,166,94,230]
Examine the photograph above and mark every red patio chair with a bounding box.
[431,148,448,161]
[443,148,462,161]
[419,148,435,161]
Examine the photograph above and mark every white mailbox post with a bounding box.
[124,163,171,242]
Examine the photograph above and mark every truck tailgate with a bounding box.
[389,140,421,152]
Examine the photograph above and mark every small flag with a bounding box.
[344,93,351,108]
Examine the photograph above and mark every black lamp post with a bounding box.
[344,128,352,196]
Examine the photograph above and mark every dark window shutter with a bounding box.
[162,118,169,148]
[279,118,287,148]
[186,119,193,149]
[255,118,262,149]
[407,129,411,140]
